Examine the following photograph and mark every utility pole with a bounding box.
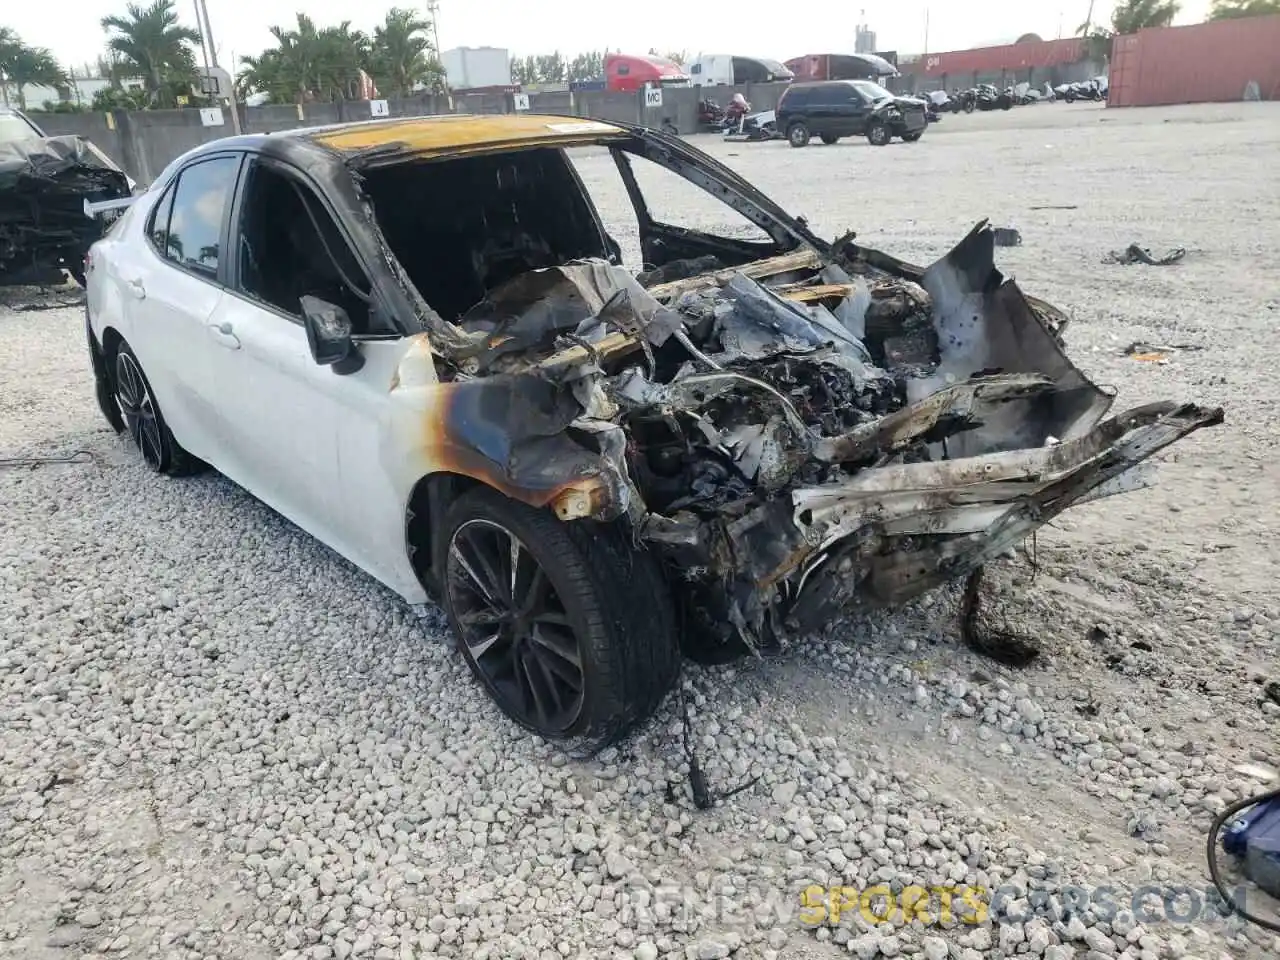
[427,0,441,59]
[923,8,930,57]
[195,0,241,134]
[427,0,447,93]
[193,1,214,92]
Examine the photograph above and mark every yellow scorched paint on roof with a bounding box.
[309,114,627,158]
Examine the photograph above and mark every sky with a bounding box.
[7,0,1216,76]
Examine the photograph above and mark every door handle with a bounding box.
[206,320,242,350]
[126,277,146,299]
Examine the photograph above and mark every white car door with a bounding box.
[193,155,415,591]
[117,153,245,462]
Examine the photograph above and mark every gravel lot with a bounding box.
[2,101,1279,960]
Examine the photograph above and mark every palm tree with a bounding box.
[314,22,371,101]
[370,8,442,96]
[0,31,67,110]
[1109,0,1181,34]
[100,0,201,108]
[0,28,21,108]
[1209,0,1280,17]
[242,14,365,104]
[236,50,287,103]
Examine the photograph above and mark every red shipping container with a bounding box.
[1109,15,1280,107]
[912,37,1085,77]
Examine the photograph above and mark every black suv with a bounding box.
[776,80,928,147]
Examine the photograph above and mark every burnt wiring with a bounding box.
[670,657,762,811]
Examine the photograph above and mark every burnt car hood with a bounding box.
[0,135,132,276]
[381,212,1221,656]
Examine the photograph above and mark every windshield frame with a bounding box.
[851,80,894,102]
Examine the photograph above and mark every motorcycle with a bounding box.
[697,98,727,131]
[918,89,949,120]
[1063,78,1106,103]
[974,83,1014,111]
[724,109,782,142]
[1013,82,1045,106]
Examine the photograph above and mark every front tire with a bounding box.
[867,121,891,146]
[111,340,202,475]
[437,486,679,744]
[787,122,811,147]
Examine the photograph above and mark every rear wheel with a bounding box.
[867,121,892,146]
[111,340,202,475]
[437,486,679,744]
[787,122,811,147]
[819,133,840,145]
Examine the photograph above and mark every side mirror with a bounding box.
[300,295,364,375]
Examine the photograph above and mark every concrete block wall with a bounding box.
[31,82,793,185]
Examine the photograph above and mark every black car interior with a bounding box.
[362,148,614,322]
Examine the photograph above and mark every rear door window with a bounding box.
[159,156,240,279]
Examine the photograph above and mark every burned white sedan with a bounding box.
[83,115,1221,743]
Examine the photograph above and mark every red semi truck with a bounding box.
[604,53,691,92]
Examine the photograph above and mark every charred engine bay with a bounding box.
[445,222,1223,658]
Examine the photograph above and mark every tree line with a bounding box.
[237,9,444,105]
[3,0,1279,112]
[0,0,443,112]
[507,49,689,85]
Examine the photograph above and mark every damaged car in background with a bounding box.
[82,114,1222,744]
[0,107,133,287]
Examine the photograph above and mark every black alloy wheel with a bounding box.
[446,518,585,735]
[115,348,165,470]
